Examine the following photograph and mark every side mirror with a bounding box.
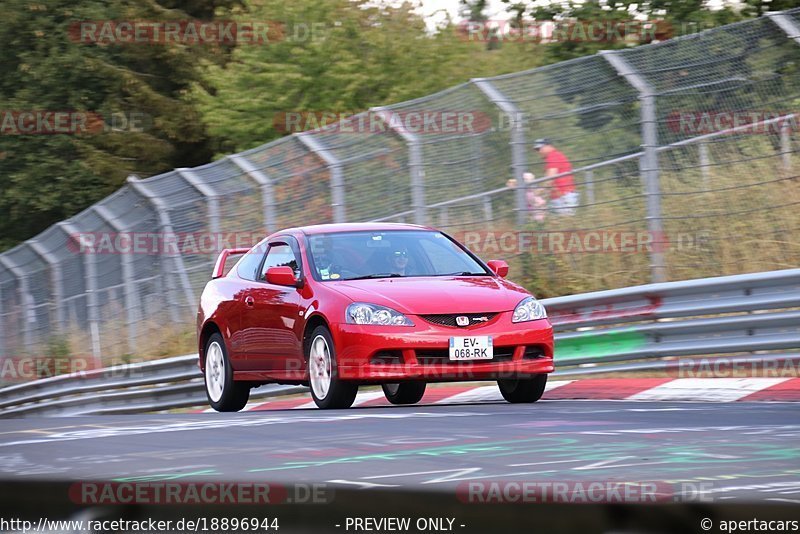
[266,266,299,287]
[487,260,509,278]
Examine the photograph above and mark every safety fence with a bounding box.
[2,268,797,416]
[1,10,799,364]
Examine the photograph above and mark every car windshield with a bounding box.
[307,230,490,281]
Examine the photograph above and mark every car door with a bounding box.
[238,239,304,373]
[226,245,269,371]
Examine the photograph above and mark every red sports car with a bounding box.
[197,223,554,410]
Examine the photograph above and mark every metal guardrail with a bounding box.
[0,354,306,417]
[546,268,800,367]
[0,268,798,417]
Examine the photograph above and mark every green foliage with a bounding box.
[193,0,548,156]
[501,0,749,62]
[0,0,239,250]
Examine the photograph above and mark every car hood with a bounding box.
[325,276,531,314]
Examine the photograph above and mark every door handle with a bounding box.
[244,296,255,307]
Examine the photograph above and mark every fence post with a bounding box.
[25,240,65,336]
[0,255,33,351]
[585,170,595,204]
[781,120,792,173]
[698,142,711,190]
[767,13,799,174]
[228,154,277,232]
[176,169,221,236]
[372,107,427,225]
[472,78,528,227]
[93,205,140,355]
[56,221,101,367]
[126,175,195,321]
[296,133,347,223]
[602,51,666,283]
[767,12,800,46]
[482,196,493,225]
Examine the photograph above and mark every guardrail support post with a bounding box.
[93,205,140,355]
[127,176,195,321]
[57,222,102,367]
[372,107,427,225]
[296,134,347,223]
[602,51,666,283]
[228,154,278,232]
[473,79,528,227]
[0,256,33,351]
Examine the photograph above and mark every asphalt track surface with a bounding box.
[0,400,799,502]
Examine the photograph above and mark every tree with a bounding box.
[194,0,548,155]
[499,0,748,62]
[0,0,239,250]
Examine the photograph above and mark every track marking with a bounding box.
[0,411,491,448]
[363,467,483,485]
[628,378,791,402]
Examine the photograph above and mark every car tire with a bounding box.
[204,333,250,412]
[382,381,426,405]
[307,326,358,409]
[497,374,547,403]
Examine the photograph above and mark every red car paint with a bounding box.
[197,223,554,385]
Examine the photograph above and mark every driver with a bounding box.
[314,236,340,279]
[387,246,410,276]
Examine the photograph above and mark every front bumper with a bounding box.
[330,312,553,382]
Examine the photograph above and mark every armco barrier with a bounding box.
[546,267,800,366]
[0,354,305,417]
[0,268,798,416]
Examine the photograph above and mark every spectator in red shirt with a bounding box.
[534,138,578,216]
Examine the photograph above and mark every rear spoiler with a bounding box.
[212,248,250,279]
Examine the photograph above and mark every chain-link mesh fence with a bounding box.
[1,10,799,364]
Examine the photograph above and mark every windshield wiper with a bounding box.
[343,273,404,280]
[436,271,490,276]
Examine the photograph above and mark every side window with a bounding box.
[235,249,265,281]
[261,243,300,280]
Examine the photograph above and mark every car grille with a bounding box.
[416,346,515,365]
[420,313,498,328]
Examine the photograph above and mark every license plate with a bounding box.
[449,336,493,361]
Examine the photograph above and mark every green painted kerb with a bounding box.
[555,329,647,362]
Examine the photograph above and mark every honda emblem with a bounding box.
[456,316,470,326]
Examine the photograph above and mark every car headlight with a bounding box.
[512,296,547,323]
[346,303,414,326]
